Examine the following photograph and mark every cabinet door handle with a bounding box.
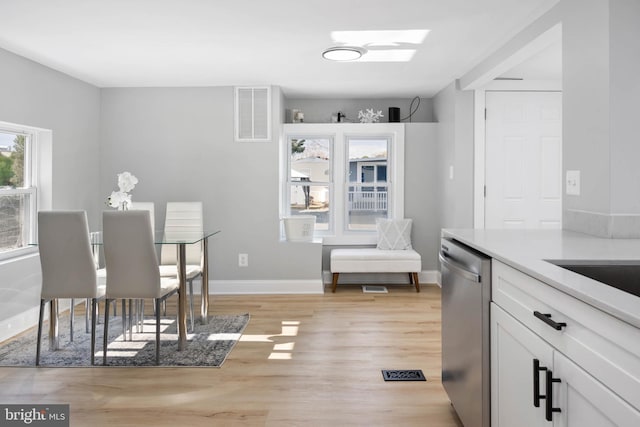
[534,311,567,330]
[533,359,548,407]
[545,370,562,421]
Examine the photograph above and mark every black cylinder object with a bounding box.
[388,107,400,122]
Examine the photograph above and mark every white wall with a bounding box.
[99,86,323,293]
[433,82,475,230]
[0,47,101,341]
[609,0,640,214]
[562,0,640,237]
[561,0,611,216]
[404,123,440,270]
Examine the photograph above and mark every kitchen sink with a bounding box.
[546,260,640,298]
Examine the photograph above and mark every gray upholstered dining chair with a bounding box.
[159,201,203,331]
[36,210,106,366]
[102,210,180,365]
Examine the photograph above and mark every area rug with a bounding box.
[0,313,249,367]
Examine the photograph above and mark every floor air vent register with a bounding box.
[362,285,388,293]
[381,370,427,381]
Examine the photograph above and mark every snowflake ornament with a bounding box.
[358,108,384,123]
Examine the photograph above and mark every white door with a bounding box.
[485,91,562,229]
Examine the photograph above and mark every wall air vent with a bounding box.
[234,86,271,142]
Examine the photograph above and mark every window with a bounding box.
[346,136,390,231]
[287,136,332,231]
[0,124,40,259]
[283,123,404,244]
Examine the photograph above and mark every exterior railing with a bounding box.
[348,190,387,211]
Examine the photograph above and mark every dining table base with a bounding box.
[177,244,188,350]
[48,299,59,351]
[199,238,209,324]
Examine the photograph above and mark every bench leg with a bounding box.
[411,272,420,292]
[331,273,339,293]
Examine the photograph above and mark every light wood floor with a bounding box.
[0,284,462,426]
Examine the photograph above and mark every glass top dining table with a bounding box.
[35,229,221,352]
[94,230,220,350]
[89,230,221,245]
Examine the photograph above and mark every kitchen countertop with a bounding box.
[442,228,640,329]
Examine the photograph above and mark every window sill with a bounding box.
[279,237,324,244]
[0,247,39,265]
[320,235,378,246]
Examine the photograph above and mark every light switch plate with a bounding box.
[566,170,580,195]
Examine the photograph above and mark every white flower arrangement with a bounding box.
[107,171,138,210]
[358,108,384,123]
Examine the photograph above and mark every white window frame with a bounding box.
[285,133,335,236]
[0,121,51,261]
[282,123,404,245]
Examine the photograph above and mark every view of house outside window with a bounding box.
[287,134,392,234]
[346,137,389,230]
[284,123,403,243]
[289,137,331,231]
[0,130,34,254]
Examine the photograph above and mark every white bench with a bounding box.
[330,248,422,293]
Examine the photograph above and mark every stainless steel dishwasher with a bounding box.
[439,237,491,427]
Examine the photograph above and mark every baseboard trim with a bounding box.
[0,307,39,343]
[192,274,440,295]
[209,279,324,295]
[0,300,78,343]
[434,270,442,288]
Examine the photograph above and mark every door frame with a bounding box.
[473,80,563,228]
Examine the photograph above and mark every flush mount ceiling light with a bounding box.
[328,29,430,63]
[322,46,367,61]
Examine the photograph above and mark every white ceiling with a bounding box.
[0,0,561,98]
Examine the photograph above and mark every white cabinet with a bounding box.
[554,351,640,426]
[491,260,640,427]
[491,303,551,427]
[492,303,640,426]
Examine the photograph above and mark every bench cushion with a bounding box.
[330,248,421,273]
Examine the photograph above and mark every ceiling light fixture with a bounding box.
[322,46,367,61]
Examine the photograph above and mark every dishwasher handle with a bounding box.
[439,251,481,283]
